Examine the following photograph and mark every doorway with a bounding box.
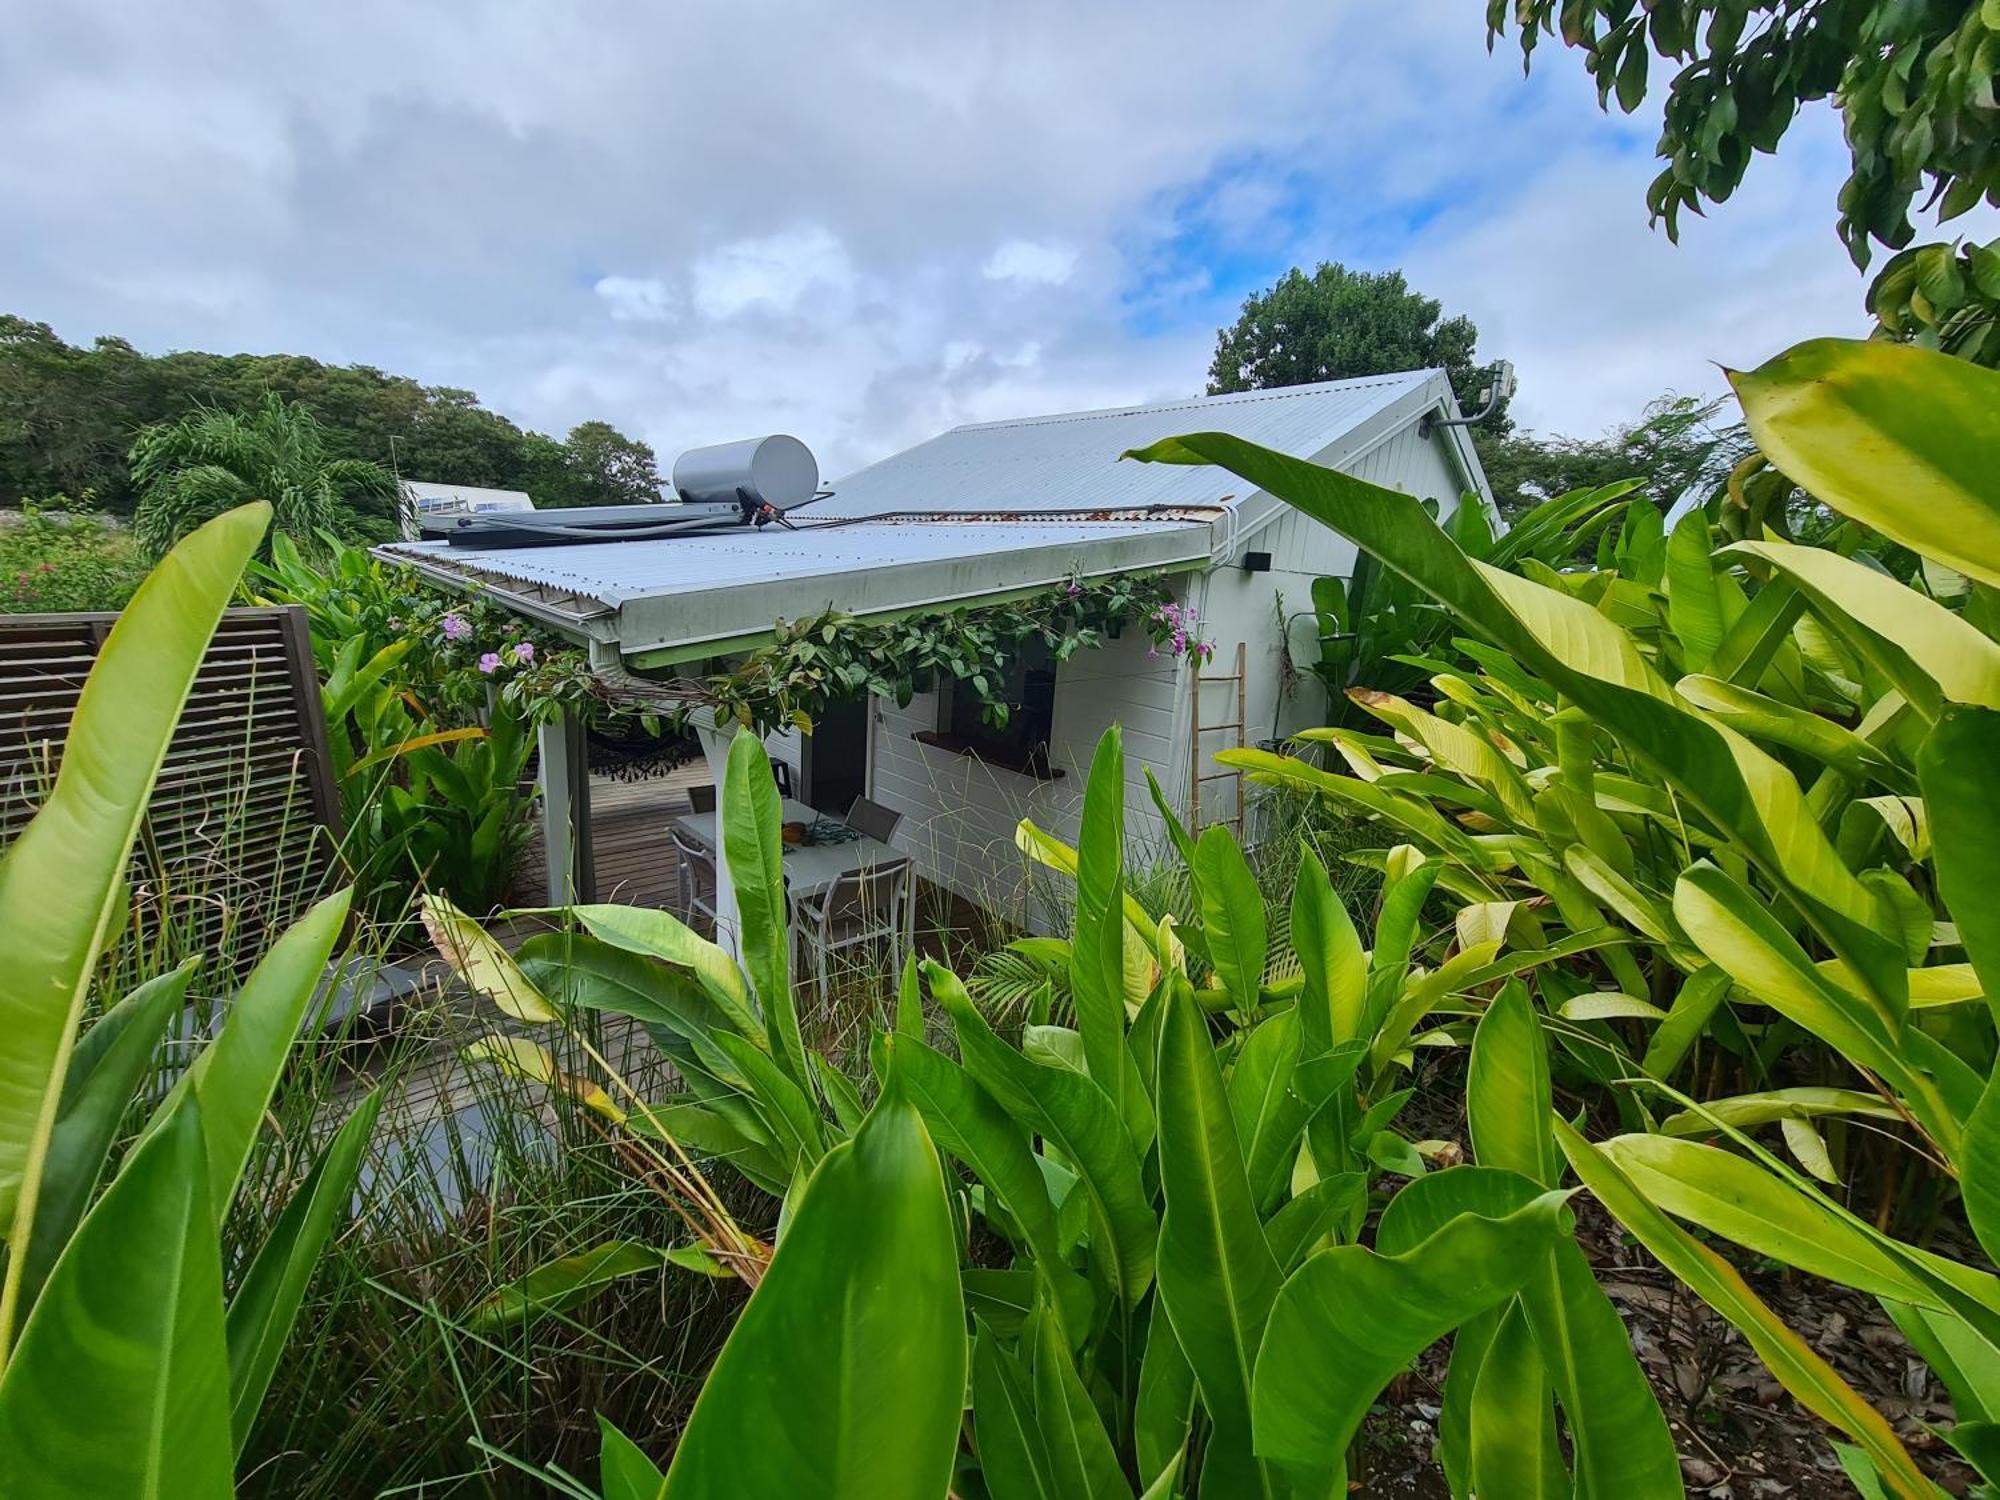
[802,693,870,817]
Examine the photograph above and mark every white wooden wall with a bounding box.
[862,416,1472,917]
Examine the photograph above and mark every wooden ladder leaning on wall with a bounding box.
[1189,640,1247,840]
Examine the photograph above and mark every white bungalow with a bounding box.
[381,369,1493,933]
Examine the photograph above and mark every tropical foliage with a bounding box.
[0,503,376,1497]
[1128,333,2000,1495]
[129,394,402,557]
[0,496,148,613]
[0,314,661,512]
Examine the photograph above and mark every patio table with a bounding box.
[669,797,901,901]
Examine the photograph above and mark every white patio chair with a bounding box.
[795,857,913,1010]
[671,829,721,932]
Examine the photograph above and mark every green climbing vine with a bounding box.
[686,570,1212,735]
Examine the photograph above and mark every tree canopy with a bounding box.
[1207,262,1511,427]
[130,394,401,557]
[0,315,663,510]
[1480,392,1753,523]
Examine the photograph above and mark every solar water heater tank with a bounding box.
[671,434,819,510]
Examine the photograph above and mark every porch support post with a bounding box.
[537,707,593,905]
[691,713,742,957]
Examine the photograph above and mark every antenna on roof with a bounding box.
[1420,360,1515,439]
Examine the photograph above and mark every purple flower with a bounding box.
[441,613,471,641]
[477,652,502,674]
[512,641,535,664]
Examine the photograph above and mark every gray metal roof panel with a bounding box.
[813,369,1436,518]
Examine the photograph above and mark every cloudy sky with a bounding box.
[4,0,1978,479]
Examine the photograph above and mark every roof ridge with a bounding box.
[950,368,1434,434]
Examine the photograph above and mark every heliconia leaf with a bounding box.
[1195,824,1268,1010]
[1469,1299,1566,1499]
[467,1239,678,1335]
[1726,337,2000,591]
[973,1324,1060,1500]
[565,905,758,1033]
[1468,981,1558,1187]
[662,1078,964,1499]
[1227,1009,1308,1213]
[598,1415,668,1500]
[1252,1187,1569,1475]
[1672,862,1957,1152]
[1134,1295,1196,1491]
[1718,541,2000,714]
[1073,728,1133,1099]
[1029,1303,1133,1500]
[226,1089,382,1452]
[14,965,193,1319]
[1920,707,2000,1028]
[1676,672,1910,783]
[1154,978,1286,1496]
[721,729,808,1088]
[1558,993,1667,1023]
[1642,965,1733,1081]
[1666,510,1725,673]
[0,1098,235,1499]
[0,502,266,1343]
[893,1035,1086,1330]
[1557,1118,1941,1499]
[1292,843,1366,1052]
[424,894,556,1024]
[930,961,1155,1306]
[1660,1087,1900,1137]
[1123,430,1908,1036]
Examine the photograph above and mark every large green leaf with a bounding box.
[662,1075,964,1498]
[931,961,1156,1306]
[1195,825,1268,1010]
[1124,432,1906,1031]
[0,1099,234,1498]
[1672,862,1957,1151]
[226,1088,381,1453]
[15,965,193,1319]
[599,1416,668,1500]
[1467,981,1557,1188]
[0,501,267,1346]
[1155,979,1284,1497]
[722,730,807,1088]
[893,1035,1087,1330]
[1556,1119,1940,1498]
[1252,1188,1568,1475]
[1469,1299,1566,1499]
[152,890,352,1223]
[1718,541,2000,714]
[1665,510,1725,673]
[1072,728,1132,1107]
[1727,338,2000,590]
[973,1324,1061,1500]
[1291,843,1366,1053]
[1920,707,2000,1027]
[1029,1303,1133,1500]
[565,905,759,1033]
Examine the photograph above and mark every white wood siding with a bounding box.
[868,624,1183,924]
[862,415,1471,914]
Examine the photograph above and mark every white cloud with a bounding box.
[6,0,1983,485]
[982,239,1080,286]
[691,226,856,321]
[592,275,676,322]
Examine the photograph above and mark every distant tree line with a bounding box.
[0,314,663,512]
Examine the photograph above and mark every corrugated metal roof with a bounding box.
[382,515,1212,659]
[810,369,1438,518]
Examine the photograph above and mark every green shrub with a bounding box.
[0,497,149,613]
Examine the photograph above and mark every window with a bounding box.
[918,640,1061,778]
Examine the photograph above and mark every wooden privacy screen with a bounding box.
[0,606,339,974]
